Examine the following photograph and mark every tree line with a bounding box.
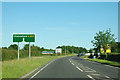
[2,44,88,54]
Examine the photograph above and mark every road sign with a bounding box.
[106,49,111,53]
[13,33,35,42]
[13,33,35,60]
[106,44,111,53]
[55,48,62,56]
[100,48,104,53]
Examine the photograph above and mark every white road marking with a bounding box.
[91,74,100,75]
[105,76,110,78]
[71,63,74,65]
[76,66,83,72]
[29,60,55,80]
[104,65,119,69]
[69,60,71,63]
[87,75,95,80]
[92,62,100,64]
[85,71,96,72]
[86,67,96,72]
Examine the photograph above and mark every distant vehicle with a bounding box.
[77,53,80,57]
[42,51,54,54]
[77,52,84,57]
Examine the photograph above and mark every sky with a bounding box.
[2,2,118,50]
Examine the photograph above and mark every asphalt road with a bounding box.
[26,56,120,80]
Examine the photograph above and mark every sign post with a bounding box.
[13,33,35,60]
[29,42,31,60]
[18,42,19,60]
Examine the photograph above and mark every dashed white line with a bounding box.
[87,75,95,80]
[76,66,83,72]
[71,63,74,65]
[105,76,110,78]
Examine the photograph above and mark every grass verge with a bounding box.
[2,54,77,78]
[87,58,120,67]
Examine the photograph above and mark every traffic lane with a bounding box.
[29,56,89,78]
[71,56,119,79]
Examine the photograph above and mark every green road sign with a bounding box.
[13,33,35,42]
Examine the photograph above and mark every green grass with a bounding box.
[81,55,89,59]
[2,54,77,78]
[87,58,120,67]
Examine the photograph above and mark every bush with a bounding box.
[107,54,120,62]
[95,53,120,62]
[2,49,44,61]
[88,53,93,58]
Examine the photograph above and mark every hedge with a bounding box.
[88,53,120,62]
[2,49,44,61]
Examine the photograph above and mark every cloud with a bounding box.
[46,27,67,31]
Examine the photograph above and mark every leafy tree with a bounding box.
[91,28,116,53]
[88,48,93,53]
[2,47,7,49]
[23,44,29,50]
[8,44,18,50]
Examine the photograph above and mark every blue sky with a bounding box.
[2,2,118,50]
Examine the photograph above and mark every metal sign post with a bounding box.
[65,46,66,56]
[56,52,57,56]
[18,42,19,61]
[29,42,31,60]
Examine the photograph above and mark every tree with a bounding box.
[23,44,29,50]
[2,47,7,49]
[8,44,18,50]
[88,48,93,53]
[91,28,116,53]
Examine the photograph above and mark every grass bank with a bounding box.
[87,58,120,67]
[81,55,120,67]
[2,54,77,78]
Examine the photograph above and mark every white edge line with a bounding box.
[30,63,48,79]
[71,63,74,65]
[87,75,95,80]
[104,65,119,69]
[76,66,83,72]
[29,60,55,80]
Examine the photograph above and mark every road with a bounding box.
[25,56,120,80]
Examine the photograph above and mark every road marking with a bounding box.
[76,66,83,72]
[87,75,95,80]
[104,65,119,69]
[91,74,100,75]
[85,71,96,72]
[29,60,55,80]
[92,62,100,64]
[105,76,110,78]
[71,63,74,65]
[86,67,96,72]
[69,60,71,63]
